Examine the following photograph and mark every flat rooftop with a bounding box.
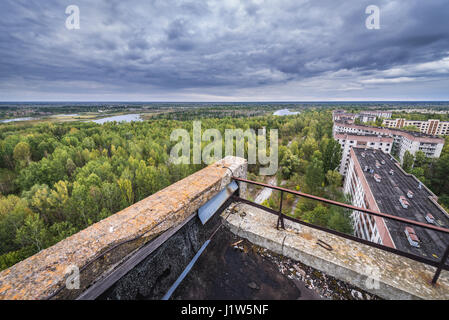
[221,202,449,299]
[352,148,449,260]
[334,132,394,140]
[171,206,379,300]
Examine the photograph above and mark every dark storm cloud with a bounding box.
[0,0,449,100]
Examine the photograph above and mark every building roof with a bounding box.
[352,147,449,260]
[334,133,394,143]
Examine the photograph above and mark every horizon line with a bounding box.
[1,100,449,104]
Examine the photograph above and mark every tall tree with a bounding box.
[322,138,342,173]
[403,151,414,172]
[13,141,31,166]
[305,157,324,195]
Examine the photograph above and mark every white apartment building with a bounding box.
[334,132,393,176]
[333,121,445,164]
[344,148,449,259]
[361,110,392,119]
[357,113,377,123]
[383,118,449,136]
[332,110,392,124]
[343,149,385,245]
[332,110,356,123]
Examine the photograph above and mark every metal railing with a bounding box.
[231,177,449,286]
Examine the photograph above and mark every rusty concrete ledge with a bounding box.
[0,156,247,300]
[97,203,226,300]
[223,203,449,300]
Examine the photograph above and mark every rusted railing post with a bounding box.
[432,244,449,285]
[276,190,285,230]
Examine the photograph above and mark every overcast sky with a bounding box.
[1,0,449,101]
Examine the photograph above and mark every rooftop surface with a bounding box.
[170,206,379,300]
[334,132,394,141]
[352,148,449,260]
[222,202,449,299]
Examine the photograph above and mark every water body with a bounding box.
[0,117,34,123]
[92,114,143,124]
[52,114,79,117]
[273,109,300,116]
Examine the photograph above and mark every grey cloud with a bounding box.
[0,0,449,100]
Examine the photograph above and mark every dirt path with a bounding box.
[254,176,277,204]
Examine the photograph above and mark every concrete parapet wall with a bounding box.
[224,203,449,300]
[98,205,223,300]
[0,156,247,300]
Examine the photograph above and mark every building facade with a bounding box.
[343,149,389,245]
[334,132,393,176]
[332,110,392,124]
[332,110,356,123]
[361,110,392,119]
[333,121,445,164]
[383,118,449,136]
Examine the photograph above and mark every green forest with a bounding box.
[391,112,449,122]
[1,108,448,271]
[0,110,334,270]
